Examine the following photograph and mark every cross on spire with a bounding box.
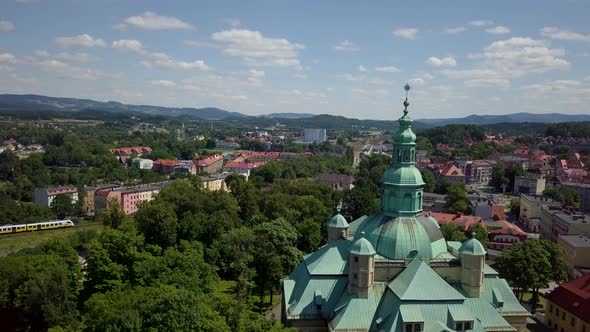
[403,83,411,116]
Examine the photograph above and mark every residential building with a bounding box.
[544,274,590,332]
[318,173,354,191]
[131,158,154,170]
[174,160,197,175]
[540,205,590,242]
[95,182,170,215]
[194,154,224,174]
[108,146,152,157]
[500,155,528,171]
[558,235,590,278]
[303,128,327,143]
[422,192,447,213]
[152,159,179,173]
[81,184,122,213]
[513,173,546,196]
[520,194,560,233]
[201,174,229,191]
[282,100,529,331]
[34,186,79,207]
[484,219,528,250]
[464,160,496,184]
[470,196,505,221]
[434,162,465,183]
[562,182,590,213]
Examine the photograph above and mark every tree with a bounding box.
[440,224,467,242]
[420,169,436,192]
[494,240,567,312]
[51,194,75,219]
[341,187,380,221]
[135,201,178,249]
[491,162,509,192]
[544,187,580,208]
[98,200,129,229]
[446,183,470,214]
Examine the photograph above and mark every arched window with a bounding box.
[417,192,422,210]
[404,193,412,211]
[397,149,401,163]
[410,149,415,162]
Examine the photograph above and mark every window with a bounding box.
[404,323,423,332]
[354,257,358,263]
[549,304,553,313]
[353,273,358,279]
[562,312,565,320]
[572,317,575,327]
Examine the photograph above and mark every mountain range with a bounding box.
[1,94,589,126]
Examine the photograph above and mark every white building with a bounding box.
[131,158,154,170]
[304,128,327,143]
[34,186,79,207]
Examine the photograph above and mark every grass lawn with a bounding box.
[0,224,102,256]
[214,280,281,313]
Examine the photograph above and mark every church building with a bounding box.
[281,87,529,332]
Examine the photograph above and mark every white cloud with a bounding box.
[409,73,434,86]
[426,56,457,68]
[55,52,98,63]
[358,65,367,72]
[0,52,16,63]
[0,20,15,32]
[486,26,511,35]
[464,78,511,88]
[211,29,304,67]
[521,80,581,93]
[112,39,211,71]
[333,40,359,52]
[540,27,590,42]
[446,27,466,34]
[184,40,222,49]
[151,80,176,87]
[392,28,418,40]
[16,0,37,3]
[375,66,400,73]
[34,59,114,80]
[112,39,147,54]
[442,37,569,88]
[248,69,265,78]
[120,12,194,30]
[469,20,494,27]
[55,34,106,48]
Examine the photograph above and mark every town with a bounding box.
[2,1,590,331]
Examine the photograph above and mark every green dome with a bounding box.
[350,237,376,256]
[354,213,447,260]
[394,127,416,145]
[328,213,349,229]
[382,166,425,186]
[459,233,487,256]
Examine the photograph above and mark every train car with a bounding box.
[0,219,74,235]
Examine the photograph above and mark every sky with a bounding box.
[1,0,590,120]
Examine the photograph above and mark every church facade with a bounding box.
[281,92,529,332]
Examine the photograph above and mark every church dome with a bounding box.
[328,212,349,229]
[459,233,487,256]
[382,166,424,186]
[354,213,448,260]
[349,237,376,256]
[393,127,416,144]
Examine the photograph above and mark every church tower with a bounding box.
[381,84,425,218]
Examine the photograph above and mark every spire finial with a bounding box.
[403,83,411,116]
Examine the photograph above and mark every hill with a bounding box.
[417,112,590,126]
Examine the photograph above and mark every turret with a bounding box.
[381,84,425,218]
[459,232,486,297]
[327,210,349,243]
[348,234,376,298]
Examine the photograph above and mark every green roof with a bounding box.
[400,306,424,323]
[283,263,348,320]
[349,237,376,255]
[388,259,465,301]
[484,264,499,277]
[329,283,385,331]
[328,213,349,228]
[356,213,448,260]
[382,166,425,186]
[459,234,487,256]
[303,239,351,275]
[447,304,474,322]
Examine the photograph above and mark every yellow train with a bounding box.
[0,220,74,235]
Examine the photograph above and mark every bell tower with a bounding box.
[381,84,425,218]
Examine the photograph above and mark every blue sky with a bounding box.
[1,0,590,119]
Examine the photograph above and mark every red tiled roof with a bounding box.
[436,163,465,177]
[153,159,179,167]
[546,274,590,324]
[422,211,484,231]
[195,154,223,166]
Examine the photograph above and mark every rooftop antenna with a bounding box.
[403,83,411,116]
